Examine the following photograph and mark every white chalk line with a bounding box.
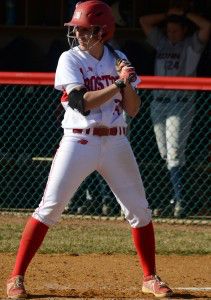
[174,287,211,291]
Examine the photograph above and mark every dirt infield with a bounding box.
[0,214,210,299]
[1,253,210,299]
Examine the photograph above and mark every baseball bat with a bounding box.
[105,43,136,83]
[105,42,122,63]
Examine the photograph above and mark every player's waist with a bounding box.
[65,126,126,136]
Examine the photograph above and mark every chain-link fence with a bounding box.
[0,75,210,223]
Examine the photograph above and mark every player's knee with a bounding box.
[125,207,152,228]
[32,212,59,227]
[166,149,186,170]
[167,159,185,170]
[160,152,167,161]
[32,203,65,226]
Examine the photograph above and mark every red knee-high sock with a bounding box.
[11,217,49,277]
[131,221,156,277]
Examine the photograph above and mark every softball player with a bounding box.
[6,1,173,298]
[140,7,211,217]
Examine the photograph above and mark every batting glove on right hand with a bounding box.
[115,59,137,83]
[115,59,131,73]
[119,65,137,83]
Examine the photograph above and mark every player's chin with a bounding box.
[78,41,87,50]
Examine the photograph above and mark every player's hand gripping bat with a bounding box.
[105,43,137,83]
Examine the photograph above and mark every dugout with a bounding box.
[0,0,211,75]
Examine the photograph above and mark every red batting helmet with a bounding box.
[64,1,115,42]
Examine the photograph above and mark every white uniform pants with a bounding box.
[33,131,151,228]
[150,99,195,170]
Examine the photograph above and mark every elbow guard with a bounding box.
[68,88,90,116]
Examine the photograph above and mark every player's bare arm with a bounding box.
[164,7,211,43]
[68,84,120,114]
[186,13,211,43]
[121,82,140,117]
[71,81,140,117]
[139,13,166,35]
[82,83,122,112]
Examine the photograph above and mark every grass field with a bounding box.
[0,213,211,299]
[0,213,210,255]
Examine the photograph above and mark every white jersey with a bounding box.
[55,45,140,129]
[147,28,205,99]
[148,28,205,77]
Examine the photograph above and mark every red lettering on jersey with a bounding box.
[101,75,110,86]
[84,78,90,90]
[84,75,119,91]
[110,75,118,83]
[95,76,104,90]
[79,68,85,77]
[90,76,95,90]
[113,99,122,116]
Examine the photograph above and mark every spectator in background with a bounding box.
[139,7,211,218]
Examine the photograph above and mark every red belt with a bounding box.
[72,127,126,136]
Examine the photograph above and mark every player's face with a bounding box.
[166,23,186,44]
[74,26,100,50]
